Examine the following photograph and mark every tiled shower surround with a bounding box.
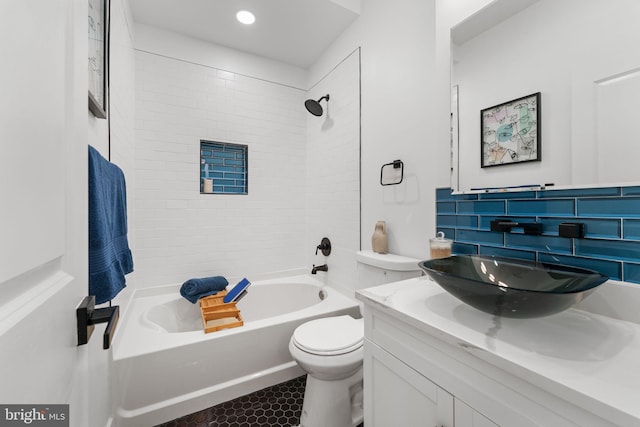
[134,51,306,287]
[436,186,640,284]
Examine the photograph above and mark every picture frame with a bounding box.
[88,0,109,119]
[480,92,540,168]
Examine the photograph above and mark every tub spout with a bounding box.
[311,264,328,274]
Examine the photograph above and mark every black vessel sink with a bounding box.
[419,255,608,318]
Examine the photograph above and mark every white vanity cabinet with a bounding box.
[358,278,639,427]
[365,338,498,427]
[366,340,454,427]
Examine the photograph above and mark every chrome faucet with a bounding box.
[311,264,328,274]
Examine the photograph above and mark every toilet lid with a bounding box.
[293,315,363,356]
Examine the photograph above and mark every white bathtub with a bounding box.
[111,275,360,427]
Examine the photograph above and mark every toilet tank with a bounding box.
[356,250,423,290]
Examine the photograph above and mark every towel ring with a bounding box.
[380,160,404,186]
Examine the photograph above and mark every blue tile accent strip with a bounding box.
[457,229,504,246]
[507,199,575,216]
[537,218,621,239]
[436,188,455,201]
[623,219,640,241]
[505,233,573,254]
[437,215,479,229]
[622,186,640,196]
[436,201,456,214]
[623,263,640,283]
[478,246,536,261]
[201,140,248,194]
[575,239,640,262]
[435,186,640,285]
[451,242,478,255]
[538,253,622,281]
[537,187,620,198]
[457,200,505,215]
[479,191,536,200]
[577,197,640,218]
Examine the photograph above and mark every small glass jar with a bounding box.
[430,231,452,259]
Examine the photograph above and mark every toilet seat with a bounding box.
[292,315,363,356]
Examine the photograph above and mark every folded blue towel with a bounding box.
[180,276,229,303]
[88,146,134,304]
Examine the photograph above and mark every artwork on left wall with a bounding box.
[480,92,540,168]
[88,0,109,119]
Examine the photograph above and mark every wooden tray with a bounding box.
[199,290,244,333]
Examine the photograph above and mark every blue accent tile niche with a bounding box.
[436,187,640,284]
[200,140,248,194]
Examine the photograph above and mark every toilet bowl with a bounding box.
[290,250,422,427]
[289,315,364,427]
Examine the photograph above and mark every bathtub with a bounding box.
[111,274,360,427]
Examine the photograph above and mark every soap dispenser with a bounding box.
[430,231,452,259]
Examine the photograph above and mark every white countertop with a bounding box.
[356,276,640,426]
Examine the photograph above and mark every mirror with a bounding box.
[451,0,640,193]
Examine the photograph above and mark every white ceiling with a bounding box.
[130,0,361,69]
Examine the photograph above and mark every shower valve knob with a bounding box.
[315,237,331,256]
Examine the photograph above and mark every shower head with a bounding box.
[304,94,330,116]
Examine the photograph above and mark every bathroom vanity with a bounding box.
[356,277,640,427]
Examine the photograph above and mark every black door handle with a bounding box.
[77,296,120,350]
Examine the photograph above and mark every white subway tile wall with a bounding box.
[306,50,361,295]
[134,51,307,287]
[108,0,136,256]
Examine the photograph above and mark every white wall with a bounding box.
[309,0,446,260]
[133,29,308,287]
[135,24,307,89]
[306,49,361,296]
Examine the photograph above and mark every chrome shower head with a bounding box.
[304,94,330,116]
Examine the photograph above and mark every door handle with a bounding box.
[77,296,119,350]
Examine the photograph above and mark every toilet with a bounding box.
[289,250,422,427]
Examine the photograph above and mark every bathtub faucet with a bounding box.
[311,264,328,274]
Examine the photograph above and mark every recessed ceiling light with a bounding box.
[236,10,255,25]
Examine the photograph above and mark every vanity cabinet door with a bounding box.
[455,399,499,427]
[365,340,454,427]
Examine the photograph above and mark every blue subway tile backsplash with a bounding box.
[201,140,248,194]
[436,187,640,285]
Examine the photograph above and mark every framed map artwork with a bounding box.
[480,92,540,168]
[88,0,109,119]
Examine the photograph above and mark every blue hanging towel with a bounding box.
[180,276,229,303]
[88,146,134,304]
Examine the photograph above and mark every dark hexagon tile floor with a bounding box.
[156,376,306,427]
